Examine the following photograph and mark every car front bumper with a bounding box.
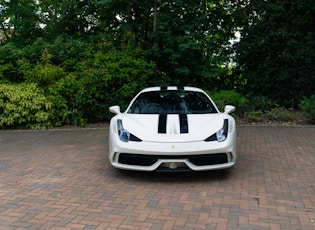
[109,135,237,171]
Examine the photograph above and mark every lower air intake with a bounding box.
[118,153,228,167]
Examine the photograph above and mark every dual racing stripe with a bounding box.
[179,114,188,133]
[158,114,167,134]
[158,114,188,134]
[160,86,184,91]
[158,86,188,134]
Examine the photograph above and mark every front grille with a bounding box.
[118,153,228,167]
[118,153,158,166]
[188,154,228,166]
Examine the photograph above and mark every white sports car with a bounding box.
[108,86,237,172]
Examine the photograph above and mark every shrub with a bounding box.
[0,43,24,82]
[208,90,248,116]
[244,110,264,122]
[244,107,299,123]
[299,95,315,122]
[74,44,153,122]
[20,49,66,87]
[265,107,294,122]
[13,42,153,125]
[247,95,275,112]
[48,73,86,127]
[0,83,52,129]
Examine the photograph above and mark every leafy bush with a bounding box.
[240,95,301,123]
[4,40,154,127]
[265,107,295,122]
[0,43,24,82]
[247,95,275,112]
[0,83,52,129]
[244,107,298,123]
[244,110,264,122]
[47,73,86,127]
[299,95,315,122]
[208,90,248,115]
[20,49,67,87]
[19,49,87,127]
[23,63,66,87]
[74,44,153,121]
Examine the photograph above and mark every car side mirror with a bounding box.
[224,105,235,114]
[109,105,121,115]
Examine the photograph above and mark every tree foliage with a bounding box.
[146,0,236,86]
[235,0,315,107]
[0,0,314,127]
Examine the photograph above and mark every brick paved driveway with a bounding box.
[0,126,314,230]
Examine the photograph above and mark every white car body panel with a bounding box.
[108,86,237,172]
[121,114,225,142]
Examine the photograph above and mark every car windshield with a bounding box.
[127,90,218,114]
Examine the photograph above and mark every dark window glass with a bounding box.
[127,90,217,114]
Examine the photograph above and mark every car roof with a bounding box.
[139,86,205,93]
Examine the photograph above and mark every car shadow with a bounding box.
[113,168,234,184]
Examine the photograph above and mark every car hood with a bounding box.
[120,113,226,143]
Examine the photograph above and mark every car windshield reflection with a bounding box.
[127,90,217,114]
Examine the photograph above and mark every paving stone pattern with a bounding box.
[0,126,314,230]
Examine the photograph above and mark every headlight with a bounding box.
[216,129,227,142]
[117,119,142,142]
[117,119,130,142]
[204,119,228,142]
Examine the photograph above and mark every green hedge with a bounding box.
[0,83,52,129]
[208,90,248,116]
[299,95,315,122]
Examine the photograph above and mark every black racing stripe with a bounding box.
[158,114,167,133]
[179,114,189,133]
